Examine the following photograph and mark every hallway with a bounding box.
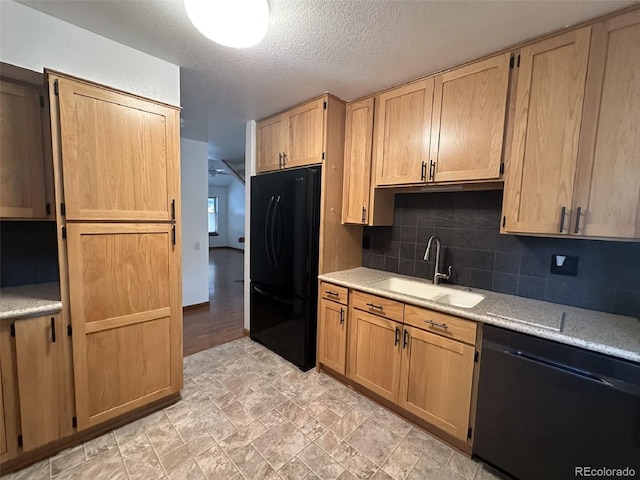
[183,248,245,356]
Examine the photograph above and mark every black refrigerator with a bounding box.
[250,167,321,371]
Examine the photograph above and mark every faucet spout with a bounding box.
[423,235,452,285]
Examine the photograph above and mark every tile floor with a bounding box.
[3,338,504,480]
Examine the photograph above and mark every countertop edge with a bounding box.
[0,302,63,321]
[319,272,640,364]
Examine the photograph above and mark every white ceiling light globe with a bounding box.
[184,0,269,49]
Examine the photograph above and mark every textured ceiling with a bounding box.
[18,0,633,160]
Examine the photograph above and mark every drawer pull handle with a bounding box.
[366,302,383,311]
[339,308,344,325]
[425,320,448,330]
[326,290,339,297]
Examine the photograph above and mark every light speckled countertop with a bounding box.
[0,282,62,320]
[319,267,640,363]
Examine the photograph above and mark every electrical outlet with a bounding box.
[194,242,200,251]
[550,254,578,276]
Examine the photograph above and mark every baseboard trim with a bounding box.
[183,301,210,311]
[0,392,180,474]
[209,246,244,252]
[243,328,250,337]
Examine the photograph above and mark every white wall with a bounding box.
[181,139,209,307]
[244,121,256,331]
[227,178,245,251]
[0,0,179,105]
[208,186,229,248]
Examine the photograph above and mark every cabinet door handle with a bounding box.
[366,302,383,312]
[425,319,448,330]
[403,329,409,348]
[278,152,283,168]
[420,161,427,181]
[559,206,567,233]
[51,317,56,343]
[339,308,344,325]
[429,160,435,180]
[361,206,366,224]
[282,152,287,167]
[574,207,582,234]
[395,327,400,346]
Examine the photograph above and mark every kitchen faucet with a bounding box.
[423,235,452,285]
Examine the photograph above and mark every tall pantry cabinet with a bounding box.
[48,72,183,430]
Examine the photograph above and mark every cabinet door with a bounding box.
[0,80,47,219]
[256,114,285,173]
[13,315,75,451]
[573,11,640,239]
[66,223,182,429]
[55,76,180,221]
[431,54,510,183]
[374,79,434,186]
[342,98,374,224]
[398,326,474,441]
[283,98,325,169]
[0,322,19,462]
[502,27,591,234]
[347,309,401,402]
[317,299,348,374]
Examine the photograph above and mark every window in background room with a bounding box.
[208,196,219,235]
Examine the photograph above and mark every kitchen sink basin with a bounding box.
[368,277,485,308]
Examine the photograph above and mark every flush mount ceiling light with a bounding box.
[184,0,269,48]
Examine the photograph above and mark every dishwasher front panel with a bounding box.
[473,325,640,480]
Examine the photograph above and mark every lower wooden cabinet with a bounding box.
[13,314,75,451]
[320,286,478,445]
[0,321,19,462]
[66,223,182,429]
[347,309,402,403]
[398,325,475,441]
[0,314,75,460]
[318,298,348,374]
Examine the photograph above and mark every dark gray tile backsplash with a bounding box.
[1,221,59,288]
[362,191,640,320]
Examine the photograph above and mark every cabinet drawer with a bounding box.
[404,305,477,345]
[320,282,349,305]
[352,290,404,322]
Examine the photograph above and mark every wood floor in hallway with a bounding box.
[183,248,245,356]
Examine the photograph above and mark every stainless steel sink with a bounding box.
[368,277,485,308]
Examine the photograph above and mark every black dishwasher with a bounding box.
[474,325,640,480]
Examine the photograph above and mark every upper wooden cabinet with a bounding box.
[374,79,435,186]
[503,11,640,240]
[55,76,180,221]
[256,114,285,173]
[256,97,325,173]
[430,53,510,183]
[342,98,374,224]
[66,223,182,429]
[13,314,75,451]
[502,27,591,234]
[572,11,640,239]
[0,80,48,219]
[284,98,325,169]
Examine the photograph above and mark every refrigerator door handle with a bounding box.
[253,285,294,305]
[265,195,275,265]
[271,195,281,266]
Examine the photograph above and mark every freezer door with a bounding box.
[250,282,316,370]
